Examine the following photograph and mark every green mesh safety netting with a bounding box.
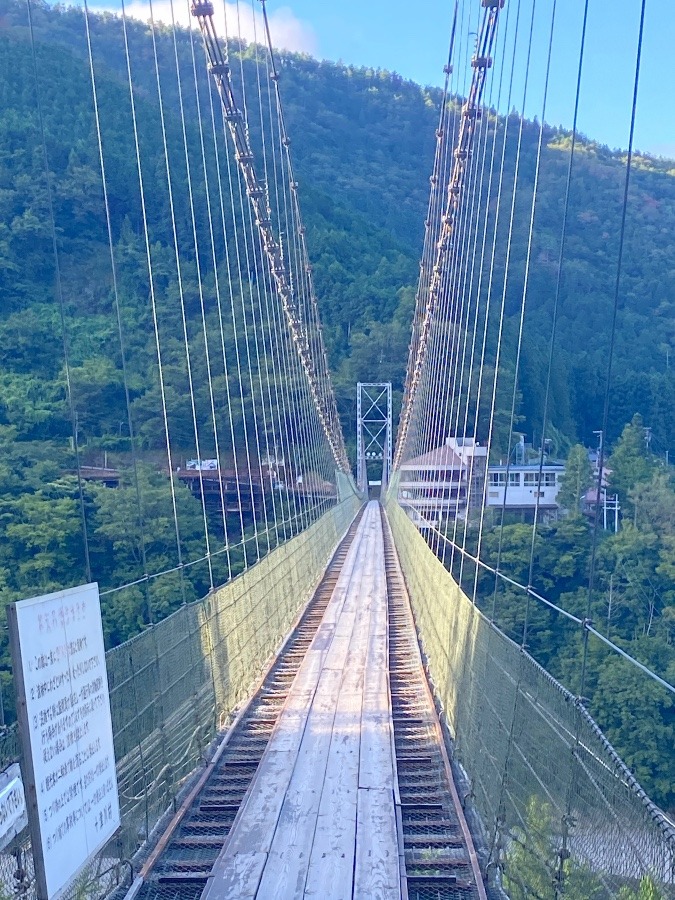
[0,488,362,900]
[386,495,675,900]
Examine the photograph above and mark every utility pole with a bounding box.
[602,492,620,532]
[592,430,603,476]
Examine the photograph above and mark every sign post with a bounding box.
[8,583,120,900]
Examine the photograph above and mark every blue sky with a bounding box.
[262,0,673,158]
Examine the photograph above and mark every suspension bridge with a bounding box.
[1,0,674,898]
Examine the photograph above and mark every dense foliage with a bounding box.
[465,416,675,813]
[0,0,674,816]
[4,0,675,458]
[503,799,664,899]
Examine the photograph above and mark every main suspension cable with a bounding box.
[190,0,349,473]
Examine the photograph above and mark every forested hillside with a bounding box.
[1,0,675,813]
[3,0,675,456]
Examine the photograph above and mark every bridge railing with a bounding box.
[386,494,675,899]
[0,482,362,900]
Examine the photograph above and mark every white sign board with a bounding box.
[186,458,218,470]
[8,583,120,900]
[0,763,27,850]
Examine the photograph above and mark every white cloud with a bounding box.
[261,5,318,55]
[648,143,675,161]
[101,1,318,55]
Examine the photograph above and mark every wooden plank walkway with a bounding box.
[203,501,401,900]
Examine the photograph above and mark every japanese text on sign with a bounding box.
[9,583,119,900]
[0,763,27,851]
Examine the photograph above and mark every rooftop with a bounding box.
[488,461,564,471]
[400,445,465,470]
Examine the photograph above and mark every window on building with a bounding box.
[543,472,557,486]
[524,472,538,486]
[489,472,506,486]
[508,472,520,486]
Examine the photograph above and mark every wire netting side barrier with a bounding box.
[0,486,361,900]
[386,497,675,899]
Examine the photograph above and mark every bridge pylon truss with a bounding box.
[356,383,393,493]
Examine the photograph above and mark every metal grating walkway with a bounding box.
[125,502,486,900]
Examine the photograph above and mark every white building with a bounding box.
[445,437,488,510]
[485,462,564,520]
[398,444,467,528]
[398,436,565,526]
[398,437,488,527]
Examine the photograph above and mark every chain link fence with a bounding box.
[386,496,675,899]
[0,485,361,900]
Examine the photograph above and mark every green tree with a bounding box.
[592,645,675,812]
[595,525,662,638]
[503,798,605,900]
[90,465,216,645]
[630,470,675,535]
[609,414,654,518]
[619,875,663,900]
[557,444,593,515]
[618,876,663,899]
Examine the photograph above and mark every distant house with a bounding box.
[398,444,467,527]
[398,437,565,526]
[77,466,121,489]
[485,462,564,522]
[581,464,619,530]
[398,437,488,527]
[176,467,263,517]
[294,472,338,502]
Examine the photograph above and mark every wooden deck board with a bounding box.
[256,667,342,898]
[203,851,267,900]
[303,554,375,898]
[215,513,368,865]
[204,502,400,900]
[353,787,401,899]
[359,515,395,793]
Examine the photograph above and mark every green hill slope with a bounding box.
[1,0,675,813]
[3,0,675,456]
